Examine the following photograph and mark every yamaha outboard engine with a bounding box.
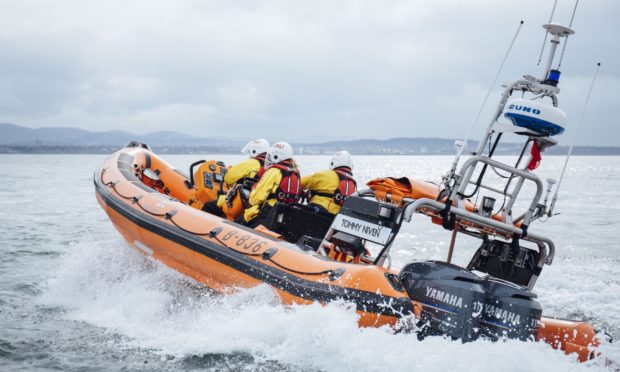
[478,278,541,341]
[468,239,543,340]
[399,261,485,341]
[399,260,542,342]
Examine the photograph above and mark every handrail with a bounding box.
[405,198,521,234]
[353,188,556,266]
[458,156,543,203]
[403,197,555,264]
[188,160,206,187]
[455,155,544,227]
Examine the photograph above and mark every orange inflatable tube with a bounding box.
[96,146,417,328]
[537,317,600,362]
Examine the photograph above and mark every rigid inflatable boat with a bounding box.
[94,143,599,361]
[95,18,604,362]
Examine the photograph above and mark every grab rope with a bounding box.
[105,177,341,278]
[105,181,133,200]
[265,256,338,277]
[166,215,215,236]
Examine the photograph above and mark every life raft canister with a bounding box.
[270,162,301,203]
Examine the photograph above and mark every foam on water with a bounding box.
[40,236,616,371]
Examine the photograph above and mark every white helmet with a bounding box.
[265,141,294,169]
[329,150,353,170]
[241,138,270,158]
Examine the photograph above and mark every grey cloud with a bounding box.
[0,0,618,145]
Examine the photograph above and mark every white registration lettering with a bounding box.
[332,215,391,245]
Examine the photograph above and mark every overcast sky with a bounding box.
[0,0,618,145]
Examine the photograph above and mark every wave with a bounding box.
[38,236,616,371]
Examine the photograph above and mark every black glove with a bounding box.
[300,190,311,203]
[226,184,241,208]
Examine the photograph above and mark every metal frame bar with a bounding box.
[455,156,544,227]
[402,198,554,263]
[354,188,556,288]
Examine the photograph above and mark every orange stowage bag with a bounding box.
[221,188,246,221]
[366,177,440,205]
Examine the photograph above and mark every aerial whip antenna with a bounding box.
[548,62,600,216]
[537,0,559,65]
[557,0,580,69]
[443,20,524,186]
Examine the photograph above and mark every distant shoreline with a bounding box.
[3,124,620,155]
[2,145,619,156]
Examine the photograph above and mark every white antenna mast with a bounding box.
[541,24,574,81]
[548,62,601,215]
[537,0,559,66]
[557,0,580,69]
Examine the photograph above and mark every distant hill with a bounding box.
[0,123,243,148]
[1,123,619,155]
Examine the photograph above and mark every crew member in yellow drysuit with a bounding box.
[301,151,357,216]
[202,139,269,217]
[241,141,301,227]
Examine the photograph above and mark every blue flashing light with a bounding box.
[547,69,561,83]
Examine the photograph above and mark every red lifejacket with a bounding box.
[314,167,357,206]
[269,161,301,204]
[333,168,357,206]
[246,154,267,191]
[255,154,267,179]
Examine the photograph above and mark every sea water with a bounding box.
[0,154,618,371]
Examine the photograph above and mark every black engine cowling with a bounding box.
[478,278,541,341]
[399,261,542,342]
[399,261,485,341]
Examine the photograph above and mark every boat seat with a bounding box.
[262,202,334,243]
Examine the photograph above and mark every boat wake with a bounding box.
[38,237,616,371]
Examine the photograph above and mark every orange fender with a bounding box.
[537,317,600,362]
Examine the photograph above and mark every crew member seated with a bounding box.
[202,138,269,217]
[241,141,301,228]
[301,150,357,216]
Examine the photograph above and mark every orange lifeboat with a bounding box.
[95,143,602,362]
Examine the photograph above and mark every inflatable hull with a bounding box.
[95,147,417,328]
